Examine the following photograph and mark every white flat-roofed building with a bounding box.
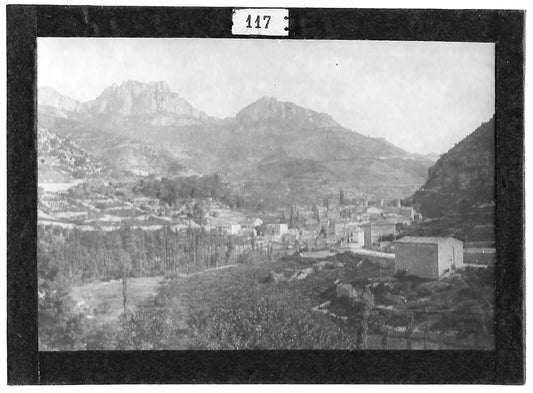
[394,236,464,278]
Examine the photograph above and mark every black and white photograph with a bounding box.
[6,4,526,385]
[36,37,497,351]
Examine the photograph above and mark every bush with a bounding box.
[116,307,173,350]
[186,298,355,350]
[84,321,118,350]
[38,274,88,351]
[236,249,265,265]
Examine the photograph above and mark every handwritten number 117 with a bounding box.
[246,15,271,29]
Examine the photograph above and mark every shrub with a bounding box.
[237,249,264,265]
[116,307,173,350]
[186,298,355,350]
[38,275,88,351]
[84,321,118,350]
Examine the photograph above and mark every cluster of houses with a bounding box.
[347,220,467,279]
[259,199,475,280]
[39,184,478,280]
[46,186,489,281]
[176,197,425,250]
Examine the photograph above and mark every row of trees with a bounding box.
[37,225,257,287]
[38,224,281,350]
[135,175,343,213]
[134,174,247,208]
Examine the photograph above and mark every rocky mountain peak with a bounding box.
[235,96,340,129]
[38,87,80,113]
[101,80,172,96]
[83,80,206,120]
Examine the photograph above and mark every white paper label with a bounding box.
[232,8,289,36]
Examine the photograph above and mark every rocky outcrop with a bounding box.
[289,267,314,281]
[336,283,359,300]
[81,80,207,122]
[314,260,345,271]
[38,87,82,117]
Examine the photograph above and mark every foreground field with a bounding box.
[42,251,493,350]
[70,252,492,350]
[156,258,363,349]
[70,276,165,324]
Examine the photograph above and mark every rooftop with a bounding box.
[395,236,462,244]
[363,221,396,227]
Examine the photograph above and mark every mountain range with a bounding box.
[39,80,438,204]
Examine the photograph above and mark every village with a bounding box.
[38,178,495,280]
[36,169,497,351]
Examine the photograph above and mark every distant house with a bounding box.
[211,218,242,235]
[394,236,464,278]
[367,199,387,208]
[228,223,242,235]
[386,199,402,208]
[363,222,397,249]
[265,223,288,237]
[241,217,263,236]
[331,221,364,245]
[398,206,415,220]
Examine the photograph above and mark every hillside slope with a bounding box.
[411,116,495,217]
[38,117,187,179]
[38,126,108,182]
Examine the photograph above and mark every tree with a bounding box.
[118,249,132,314]
[355,287,374,350]
[225,236,235,264]
[122,226,137,271]
[192,203,205,225]
[289,205,294,228]
[38,243,86,350]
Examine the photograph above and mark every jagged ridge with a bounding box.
[38,81,436,200]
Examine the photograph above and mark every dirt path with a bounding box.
[176,264,239,278]
[347,248,395,259]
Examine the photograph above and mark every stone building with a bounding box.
[363,222,397,249]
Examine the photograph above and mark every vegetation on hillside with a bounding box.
[38,126,108,182]
[37,224,281,350]
[39,241,494,350]
[411,117,495,218]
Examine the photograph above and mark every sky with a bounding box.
[38,38,494,154]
